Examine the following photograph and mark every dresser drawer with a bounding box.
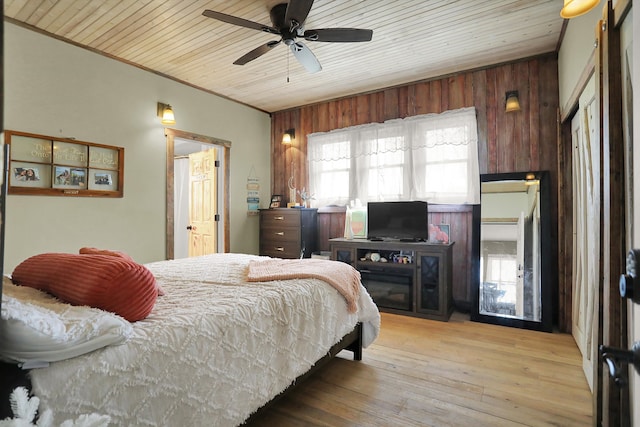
[260,209,300,228]
[260,241,301,259]
[260,226,301,243]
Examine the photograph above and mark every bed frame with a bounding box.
[0,323,364,423]
[243,322,363,424]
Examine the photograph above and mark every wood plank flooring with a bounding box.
[246,312,592,426]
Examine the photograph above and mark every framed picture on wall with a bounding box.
[6,130,124,197]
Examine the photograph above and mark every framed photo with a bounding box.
[349,209,367,238]
[53,166,87,189]
[270,194,282,208]
[89,169,118,191]
[429,223,450,244]
[14,165,41,182]
[10,162,51,188]
[53,166,71,186]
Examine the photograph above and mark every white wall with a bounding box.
[4,23,271,271]
[481,192,528,219]
[557,5,603,112]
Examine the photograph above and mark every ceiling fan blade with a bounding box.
[290,42,321,74]
[304,28,373,42]
[234,41,281,65]
[284,0,314,27]
[202,9,279,35]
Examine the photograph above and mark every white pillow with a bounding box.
[0,278,133,363]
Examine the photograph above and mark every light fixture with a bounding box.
[505,91,521,113]
[157,102,176,125]
[525,173,540,186]
[282,128,295,145]
[560,0,600,19]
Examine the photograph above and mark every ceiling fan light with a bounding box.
[560,0,600,19]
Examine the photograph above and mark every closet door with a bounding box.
[571,76,598,392]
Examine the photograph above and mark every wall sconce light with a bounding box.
[157,102,176,125]
[560,0,600,18]
[525,173,540,186]
[505,91,521,113]
[282,129,295,145]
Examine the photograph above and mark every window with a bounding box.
[484,254,518,303]
[308,107,480,206]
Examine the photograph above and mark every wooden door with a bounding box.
[571,76,599,392]
[629,8,638,424]
[631,143,640,427]
[188,149,218,257]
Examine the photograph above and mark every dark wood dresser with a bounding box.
[259,208,318,259]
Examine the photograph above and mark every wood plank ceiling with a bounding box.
[4,0,565,113]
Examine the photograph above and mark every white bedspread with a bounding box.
[28,253,380,426]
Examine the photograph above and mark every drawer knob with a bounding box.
[274,216,285,220]
[275,231,285,236]
[275,247,285,252]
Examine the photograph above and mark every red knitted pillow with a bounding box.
[12,253,157,322]
[79,247,135,262]
[79,247,165,296]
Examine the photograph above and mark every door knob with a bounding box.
[619,249,640,303]
[187,225,196,231]
[599,342,640,387]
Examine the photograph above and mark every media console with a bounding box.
[330,238,454,321]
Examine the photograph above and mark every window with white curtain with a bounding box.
[307,107,480,206]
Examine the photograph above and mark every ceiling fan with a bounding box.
[202,0,373,74]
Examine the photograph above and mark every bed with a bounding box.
[0,252,380,426]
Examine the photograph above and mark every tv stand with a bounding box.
[330,238,454,321]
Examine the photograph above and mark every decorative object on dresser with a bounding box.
[330,238,454,321]
[259,208,318,259]
[269,194,282,208]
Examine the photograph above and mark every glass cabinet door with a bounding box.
[333,246,355,265]
[417,253,442,313]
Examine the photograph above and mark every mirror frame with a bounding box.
[471,171,553,332]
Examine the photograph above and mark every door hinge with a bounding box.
[214,214,220,221]
[214,160,220,167]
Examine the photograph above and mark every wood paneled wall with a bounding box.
[271,54,560,319]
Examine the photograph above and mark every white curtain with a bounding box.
[308,107,480,206]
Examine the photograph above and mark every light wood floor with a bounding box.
[247,312,592,426]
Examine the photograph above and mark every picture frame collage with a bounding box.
[6,130,124,197]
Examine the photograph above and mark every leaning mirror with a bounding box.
[472,171,552,332]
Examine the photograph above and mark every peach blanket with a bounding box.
[247,258,361,313]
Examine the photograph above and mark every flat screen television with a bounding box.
[367,201,429,241]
